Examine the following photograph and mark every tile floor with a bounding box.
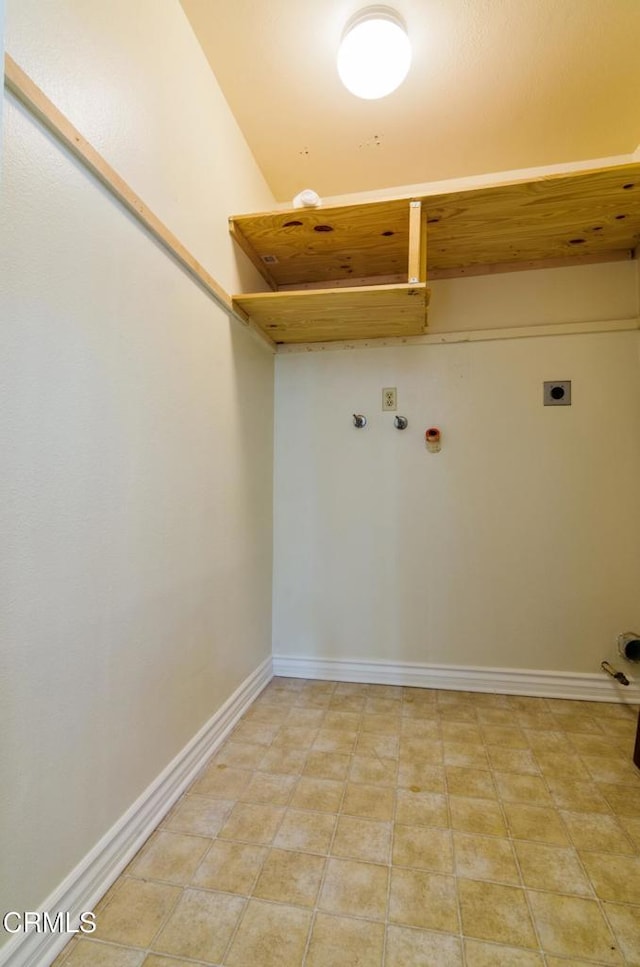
[53,679,640,967]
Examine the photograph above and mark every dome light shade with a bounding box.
[337,7,411,100]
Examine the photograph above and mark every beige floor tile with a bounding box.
[239,770,297,806]
[272,726,319,750]
[443,742,490,769]
[602,901,640,964]
[527,890,622,964]
[319,857,389,920]
[487,748,539,776]
[356,732,399,759]
[362,713,402,735]
[163,795,233,837]
[143,956,202,967]
[328,694,367,713]
[438,706,478,724]
[274,808,336,853]
[544,959,611,967]
[464,940,544,966]
[476,709,514,727]
[285,707,326,728]
[551,714,603,735]
[306,913,385,967]
[545,777,612,813]
[503,803,569,844]
[388,868,458,932]
[304,751,352,781]
[458,879,537,949]
[332,815,392,863]
[579,849,640,902]
[341,782,395,821]
[582,755,640,784]
[449,796,506,837]
[225,899,312,966]
[290,777,345,813]
[494,772,553,805]
[597,781,640,816]
[63,941,145,967]
[514,842,592,895]
[151,889,244,962]
[366,684,402,700]
[219,802,285,845]
[395,788,448,827]
[231,721,278,746]
[93,879,180,947]
[191,840,267,894]
[243,705,289,726]
[400,718,439,738]
[560,810,637,853]
[481,726,530,749]
[512,712,555,731]
[190,763,252,799]
[366,697,403,716]
[453,832,520,884]
[214,741,266,769]
[440,723,482,744]
[322,710,363,731]
[253,847,325,907]
[396,762,446,792]
[568,732,621,757]
[260,746,307,775]
[392,823,453,873]
[401,703,439,722]
[313,728,358,753]
[398,737,443,764]
[385,925,462,967]
[446,766,496,799]
[127,831,210,885]
[350,755,397,786]
[620,814,640,849]
[523,730,566,754]
[534,753,590,780]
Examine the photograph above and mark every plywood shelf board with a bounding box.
[230,163,640,284]
[232,283,429,344]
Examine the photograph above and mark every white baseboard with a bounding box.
[272,655,639,704]
[0,656,273,967]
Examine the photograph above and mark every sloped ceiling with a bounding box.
[181,0,640,203]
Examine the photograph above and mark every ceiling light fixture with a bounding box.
[337,6,411,100]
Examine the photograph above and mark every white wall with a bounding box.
[0,0,275,940]
[273,267,640,676]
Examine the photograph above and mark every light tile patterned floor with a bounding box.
[53,679,640,967]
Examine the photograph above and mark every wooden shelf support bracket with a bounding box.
[407,200,427,284]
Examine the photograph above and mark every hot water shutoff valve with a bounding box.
[425,427,441,453]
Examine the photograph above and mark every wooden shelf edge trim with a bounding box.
[3,53,276,353]
[275,317,640,354]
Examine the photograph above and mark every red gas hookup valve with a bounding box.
[425,427,441,453]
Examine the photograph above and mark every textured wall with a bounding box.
[273,298,640,675]
[0,0,274,933]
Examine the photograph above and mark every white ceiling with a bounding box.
[181,0,640,204]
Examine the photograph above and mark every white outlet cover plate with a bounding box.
[382,387,397,411]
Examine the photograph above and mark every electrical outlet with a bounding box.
[382,387,397,411]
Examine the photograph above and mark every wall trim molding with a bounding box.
[0,656,273,967]
[272,655,639,704]
[276,317,640,354]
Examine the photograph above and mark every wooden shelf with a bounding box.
[230,162,640,345]
[233,283,429,344]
